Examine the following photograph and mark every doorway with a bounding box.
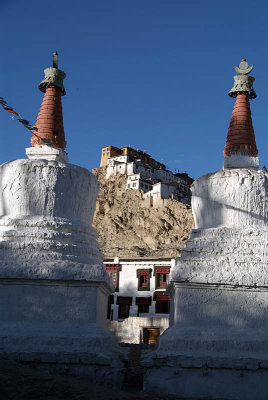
[143,328,160,344]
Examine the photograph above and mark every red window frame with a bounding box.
[105,264,120,291]
[136,296,152,315]
[155,267,170,289]
[117,296,132,319]
[107,295,114,319]
[137,269,151,291]
[154,293,170,314]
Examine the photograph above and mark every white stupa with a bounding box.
[143,60,268,399]
[0,53,123,384]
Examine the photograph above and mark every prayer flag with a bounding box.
[3,106,14,111]
[1,95,40,140]
[18,119,30,126]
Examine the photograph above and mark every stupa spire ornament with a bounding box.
[228,58,256,99]
[31,52,67,150]
[38,51,66,95]
[223,58,259,169]
[53,51,58,68]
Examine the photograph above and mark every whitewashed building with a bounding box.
[104,258,175,344]
[107,156,177,184]
[126,174,153,192]
[143,181,190,202]
[104,148,193,204]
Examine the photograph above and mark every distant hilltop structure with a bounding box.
[100,145,166,169]
[100,145,193,204]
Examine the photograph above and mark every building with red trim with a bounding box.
[104,257,174,344]
[101,145,193,204]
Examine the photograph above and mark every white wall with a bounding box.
[105,259,172,343]
[108,155,129,164]
[144,182,180,200]
[107,316,169,344]
[126,174,153,192]
[105,260,172,322]
[106,156,180,186]
[0,280,99,324]
[106,162,128,178]
[192,169,268,229]
[126,174,141,190]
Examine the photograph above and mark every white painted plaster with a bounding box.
[143,363,268,400]
[105,259,172,343]
[223,154,259,170]
[106,155,192,202]
[26,145,69,163]
[0,158,111,284]
[143,166,268,399]
[126,174,153,192]
[108,316,169,344]
[191,168,268,229]
[171,226,268,286]
[144,182,184,201]
[0,155,122,385]
[106,157,179,185]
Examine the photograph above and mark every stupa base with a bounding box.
[143,351,268,400]
[0,277,126,387]
[142,279,268,399]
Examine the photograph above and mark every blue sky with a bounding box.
[1,0,268,179]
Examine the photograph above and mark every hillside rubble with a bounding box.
[92,168,194,259]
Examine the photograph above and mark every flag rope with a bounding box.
[0,96,55,147]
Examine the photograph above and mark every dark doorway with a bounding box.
[143,328,160,344]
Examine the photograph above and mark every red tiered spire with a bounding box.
[223,93,258,157]
[31,85,66,149]
[223,58,258,158]
[31,52,67,149]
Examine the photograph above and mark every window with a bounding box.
[157,273,167,287]
[140,275,149,287]
[154,294,170,314]
[119,303,129,318]
[136,297,151,315]
[143,328,160,344]
[137,269,151,291]
[141,183,144,188]
[128,184,130,188]
[156,300,170,313]
[107,295,114,319]
[117,296,132,319]
[155,267,170,289]
[132,183,136,188]
[105,264,120,291]
[138,303,149,314]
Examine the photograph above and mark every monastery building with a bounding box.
[104,257,174,344]
[101,145,193,204]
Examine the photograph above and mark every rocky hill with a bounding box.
[92,168,194,259]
